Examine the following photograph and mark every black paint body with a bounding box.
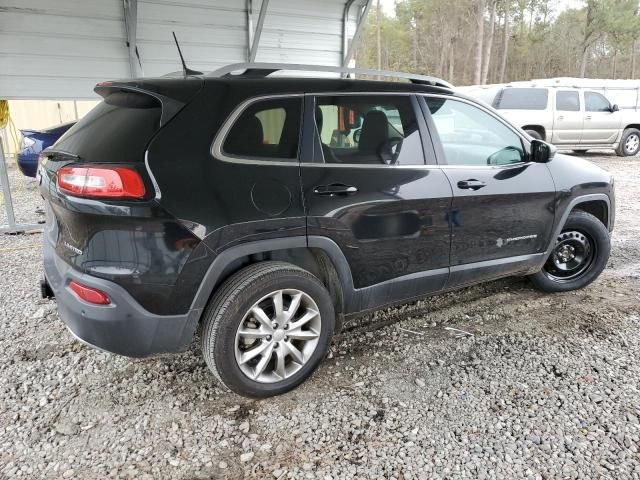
[39,74,615,356]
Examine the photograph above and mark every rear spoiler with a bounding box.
[94,77,202,126]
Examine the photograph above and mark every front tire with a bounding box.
[529,211,610,292]
[616,128,640,156]
[201,262,335,398]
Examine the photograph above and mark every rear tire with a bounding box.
[529,211,609,292]
[525,129,543,140]
[201,261,335,398]
[616,128,640,156]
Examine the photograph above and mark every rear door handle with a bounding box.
[457,179,486,190]
[557,115,564,120]
[313,183,358,196]
[585,115,592,120]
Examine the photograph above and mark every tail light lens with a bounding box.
[69,281,111,305]
[57,166,145,199]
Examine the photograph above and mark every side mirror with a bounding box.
[530,139,556,163]
[611,104,619,112]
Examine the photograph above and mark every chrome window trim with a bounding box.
[212,91,536,170]
[300,163,439,170]
[420,93,533,168]
[211,93,304,167]
[144,150,162,200]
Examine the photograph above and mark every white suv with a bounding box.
[490,87,640,156]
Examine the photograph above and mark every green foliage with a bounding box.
[355,0,640,84]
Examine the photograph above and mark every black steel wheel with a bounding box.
[529,210,610,292]
[542,230,595,282]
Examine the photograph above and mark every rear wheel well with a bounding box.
[522,125,546,140]
[623,123,640,132]
[571,201,608,229]
[212,247,345,325]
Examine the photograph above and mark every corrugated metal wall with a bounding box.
[0,0,362,99]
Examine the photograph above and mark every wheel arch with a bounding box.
[522,125,546,140]
[190,236,355,330]
[623,123,640,132]
[545,194,612,258]
[572,200,609,230]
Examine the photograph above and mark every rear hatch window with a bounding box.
[494,88,549,110]
[53,91,161,164]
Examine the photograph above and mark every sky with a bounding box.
[378,0,586,17]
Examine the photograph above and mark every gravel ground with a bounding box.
[0,153,639,479]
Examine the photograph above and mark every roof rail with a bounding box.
[207,63,454,89]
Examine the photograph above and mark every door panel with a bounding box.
[552,90,583,144]
[421,95,556,287]
[581,91,622,144]
[303,165,452,288]
[301,94,452,301]
[443,165,556,266]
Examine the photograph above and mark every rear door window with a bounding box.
[222,97,302,161]
[313,95,423,165]
[494,88,549,110]
[556,91,580,111]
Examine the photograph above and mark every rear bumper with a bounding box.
[43,240,200,357]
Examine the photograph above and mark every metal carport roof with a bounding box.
[0,0,372,99]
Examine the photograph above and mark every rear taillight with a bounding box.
[57,166,145,199]
[69,281,111,305]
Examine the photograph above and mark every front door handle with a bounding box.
[313,183,358,196]
[457,179,486,190]
[557,115,564,120]
[585,115,592,120]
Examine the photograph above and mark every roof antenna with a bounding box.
[172,32,203,76]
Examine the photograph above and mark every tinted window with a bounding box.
[585,92,611,112]
[556,91,580,111]
[426,97,524,166]
[494,88,548,110]
[314,95,423,165]
[53,92,161,164]
[223,97,301,160]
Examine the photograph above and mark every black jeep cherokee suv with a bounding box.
[39,64,615,397]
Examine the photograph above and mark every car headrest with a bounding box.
[358,110,388,154]
[315,107,323,133]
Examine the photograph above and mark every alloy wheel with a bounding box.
[625,133,640,154]
[234,289,322,383]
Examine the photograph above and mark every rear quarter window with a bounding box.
[494,88,549,110]
[222,97,302,161]
[53,91,161,164]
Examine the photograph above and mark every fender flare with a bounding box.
[188,235,356,314]
[543,193,612,260]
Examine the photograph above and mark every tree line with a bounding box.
[355,0,640,86]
